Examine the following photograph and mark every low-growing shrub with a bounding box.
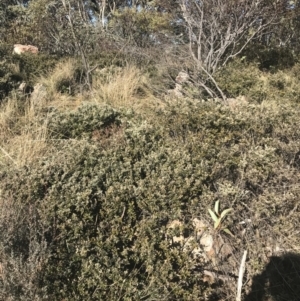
[215,60,264,101]
[0,128,209,300]
[216,59,300,103]
[47,103,121,139]
[0,97,300,300]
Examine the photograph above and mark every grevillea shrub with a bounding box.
[0,127,208,300]
[0,99,300,300]
[47,103,121,139]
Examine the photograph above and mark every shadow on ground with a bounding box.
[244,252,300,301]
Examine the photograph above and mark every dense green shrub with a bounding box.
[0,127,208,300]
[215,60,265,101]
[0,99,300,300]
[216,59,300,102]
[0,56,20,100]
[241,44,296,71]
[257,47,295,71]
[89,52,127,69]
[47,104,121,139]
[0,52,59,100]
[0,43,12,57]
[11,53,59,82]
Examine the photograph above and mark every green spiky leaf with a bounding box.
[220,208,233,219]
[214,218,222,229]
[214,200,220,216]
[208,208,218,222]
[222,228,234,237]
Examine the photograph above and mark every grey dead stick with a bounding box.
[236,250,247,301]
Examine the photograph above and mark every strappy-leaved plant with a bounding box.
[208,200,234,236]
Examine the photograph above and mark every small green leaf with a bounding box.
[222,228,234,237]
[220,208,233,219]
[214,218,221,229]
[214,200,220,216]
[208,208,218,222]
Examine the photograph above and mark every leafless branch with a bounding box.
[180,0,276,100]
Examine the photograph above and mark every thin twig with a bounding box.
[120,206,126,220]
[236,250,247,301]
[0,147,17,165]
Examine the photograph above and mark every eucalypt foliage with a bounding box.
[208,200,234,236]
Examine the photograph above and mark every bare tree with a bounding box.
[179,0,275,100]
[59,0,112,92]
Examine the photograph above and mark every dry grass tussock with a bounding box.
[0,95,49,168]
[38,58,78,100]
[6,121,48,167]
[47,93,83,112]
[92,65,161,111]
[0,96,19,142]
[0,59,85,167]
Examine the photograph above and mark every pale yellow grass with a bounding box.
[2,122,48,167]
[49,93,83,111]
[0,95,49,167]
[0,130,48,168]
[38,58,78,99]
[36,58,85,110]
[0,96,19,142]
[92,65,160,111]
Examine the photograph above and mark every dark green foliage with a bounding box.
[0,46,17,100]
[0,52,59,100]
[0,114,207,300]
[47,104,121,139]
[0,77,13,101]
[1,99,300,300]
[258,47,296,71]
[89,52,127,69]
[215,58,300,102]
[241,44,296,71]
[215,60,263,100]
[0,43,12,57]
[11,53,59,83]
